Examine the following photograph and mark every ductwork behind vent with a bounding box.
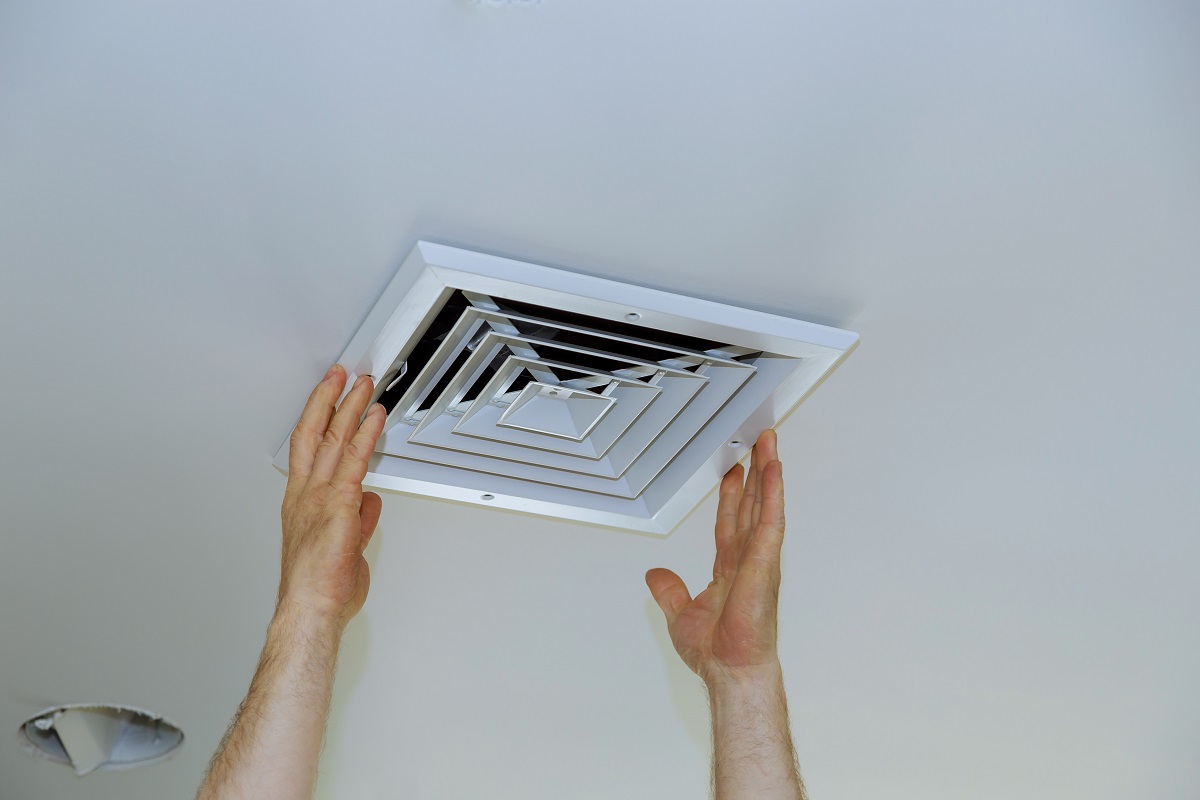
[273,242,859,534]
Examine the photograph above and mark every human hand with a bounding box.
[278,365,387,631]
[646,430,787,688]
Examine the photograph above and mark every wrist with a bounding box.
[272,595,347,645]
[704,660,785,698]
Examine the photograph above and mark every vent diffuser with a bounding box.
[273,242,858,534]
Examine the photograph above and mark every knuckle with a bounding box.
[318,429,343,452]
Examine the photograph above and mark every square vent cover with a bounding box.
[273,242,859,534]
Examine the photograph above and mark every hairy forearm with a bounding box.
[197,602,343,800]
[707,663,807,800]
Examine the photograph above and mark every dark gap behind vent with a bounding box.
[495,297,728,355]
[510,368,537,394]
[533,342,645,374]
[376,290,473,414]
[376,289,760,417]
[459,365,500,407]
[417,348,473,412]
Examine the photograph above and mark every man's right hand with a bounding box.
[646,429,787,688]
[647,429,806,799]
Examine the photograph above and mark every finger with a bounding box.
[735,435,761,546]
[331,401,387,491]
[713,464,744,581]
[725,463,785,631]
[645,568,692,627]
[750,430,778,530]
[312,374,376,483]
[744,460,786,567]
[287,365,347,483]
[360,491,383,550]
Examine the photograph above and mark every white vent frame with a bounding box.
[273,242,858,534]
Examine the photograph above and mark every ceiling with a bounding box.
[1,1,1197,798]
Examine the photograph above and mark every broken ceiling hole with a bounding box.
[19,704,184,775]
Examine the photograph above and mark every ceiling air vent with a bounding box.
[273,242,858,534]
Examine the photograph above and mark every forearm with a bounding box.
[197,602,343,800]
[707,663,807,800]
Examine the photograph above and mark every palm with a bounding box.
[647,430,786,683]
[280,366,386,628]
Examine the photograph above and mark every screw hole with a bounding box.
[728,440,742,447]
[625,312,641,322]
[481,494,495,501]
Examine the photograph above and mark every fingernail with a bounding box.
[325,364,340,379]
[355,374,373,389]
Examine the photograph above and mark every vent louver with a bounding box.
[273,242,859,534]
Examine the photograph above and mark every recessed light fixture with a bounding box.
[19,704,184,775]
[274,242,858,534]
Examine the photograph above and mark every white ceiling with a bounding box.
[1,1,1197,798]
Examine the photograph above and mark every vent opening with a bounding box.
[496,296,726,352]
[380,289,761,420]
[376,290,475,413]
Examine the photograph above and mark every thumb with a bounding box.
[645,568,692,627]
[360,491,383,549]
